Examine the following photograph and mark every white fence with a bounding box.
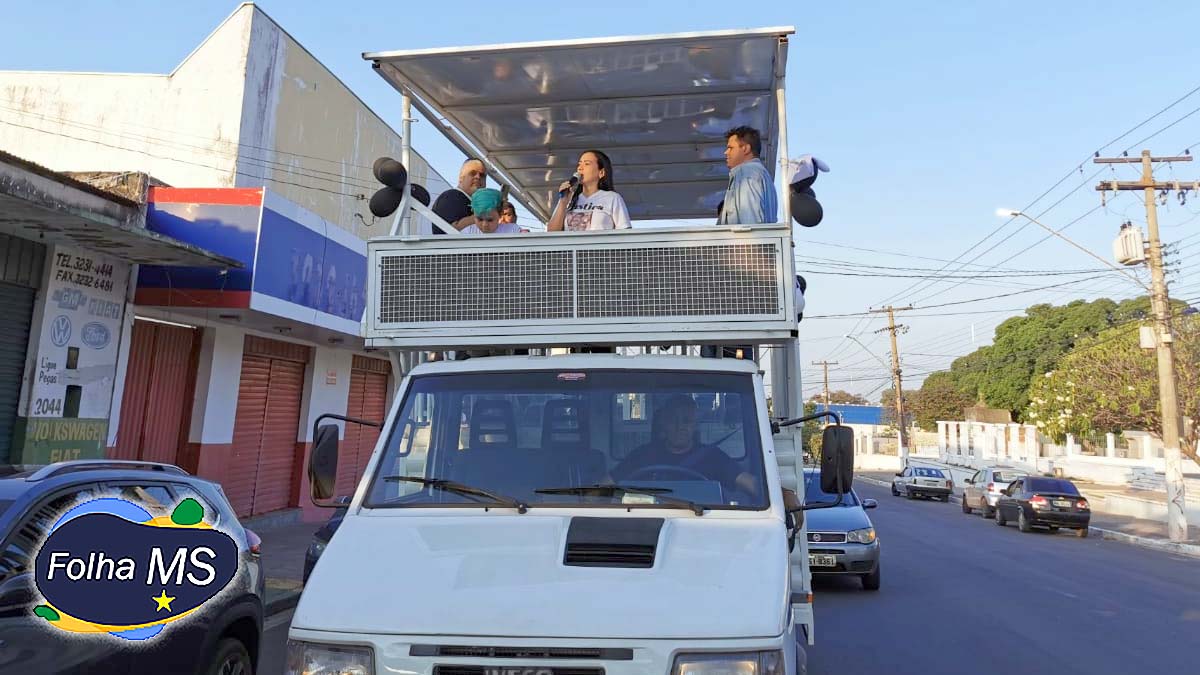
[934,420,1200,486]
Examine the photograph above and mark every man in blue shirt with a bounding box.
[718,126,778,225]
[704,126,779,360]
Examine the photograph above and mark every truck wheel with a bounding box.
[205,638,251,675]
[1018,510,1033,533]
[861,565,880,591]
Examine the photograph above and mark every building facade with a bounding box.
[0,4,450,519]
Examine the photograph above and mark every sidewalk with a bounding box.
[860,471,1200,558]
[242,509,325,615]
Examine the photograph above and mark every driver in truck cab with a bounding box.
[611,394,760,497]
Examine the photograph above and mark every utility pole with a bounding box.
[872,305,912,461]
[1094,149,1193,542]
[811,360,839,409]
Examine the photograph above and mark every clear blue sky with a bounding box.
[4,1,1200,400]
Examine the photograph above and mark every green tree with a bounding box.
[931,297,1174,420]
[911,371,975,431]
[1026,316,1199,461]
[879,388,919,429]
[827,390,869,405]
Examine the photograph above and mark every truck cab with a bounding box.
[287,27,852,675]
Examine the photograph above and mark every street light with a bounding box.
[996,209,1150,291]
[845,335,890,370]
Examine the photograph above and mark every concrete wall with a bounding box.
[0,9,252,188]
[240,9,448,238]
[0,4,449,239]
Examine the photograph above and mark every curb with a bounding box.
[266,588,302,616]
[1088,527,1200,559]
[857,475,1200,559]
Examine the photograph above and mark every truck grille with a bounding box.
[563,543,655,568]
[413,646,632,660]
[434,662,604,667]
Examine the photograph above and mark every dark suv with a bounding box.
[0,460,264,675]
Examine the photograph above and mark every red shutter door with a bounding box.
[111,320,199,464]
[228,354,271,517]
[253,358,305,514]
[338,358,389,495]
[139,324,199,464]
[111,321,157,460]
[357,371,388,480]
[337,370,367,497]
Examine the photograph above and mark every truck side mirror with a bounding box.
[820,425,854,494]
[309,423,340,502]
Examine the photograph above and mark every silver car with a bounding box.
[961,466,1028,517]
[803,469,881,590]
[891,465,954,501]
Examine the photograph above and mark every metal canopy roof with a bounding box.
[364,27,793,222]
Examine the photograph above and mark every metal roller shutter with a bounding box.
[254,358,304,514]
[111,320,198,464]
[337,362,388,496]
[229,336,310,516]
[0,282,35,462]
[228,354,271,517]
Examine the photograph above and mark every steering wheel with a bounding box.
[625,464,709,482]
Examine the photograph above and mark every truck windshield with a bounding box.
[364,369,769,511]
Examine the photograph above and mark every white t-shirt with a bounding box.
[564,190,632,231]
[461,222,522,235]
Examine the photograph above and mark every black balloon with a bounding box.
[369,186,405,218]
[410,183,431,207]
[372,157,408,189]
[790,186,823,227]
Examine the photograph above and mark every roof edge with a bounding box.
[364,26,796,61]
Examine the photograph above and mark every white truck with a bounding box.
[286,27,855,675]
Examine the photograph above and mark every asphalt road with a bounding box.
[805,479,1199,675]
[258,480,1199,675]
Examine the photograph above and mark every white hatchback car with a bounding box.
[961,466,1028,517]
[891,466,953,501]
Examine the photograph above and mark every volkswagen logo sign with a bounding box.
[51,315,72,347]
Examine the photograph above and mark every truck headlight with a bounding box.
[672,650,783,675]
[846,527,876,544]
[287,640,374,675]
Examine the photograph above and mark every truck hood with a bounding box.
[292,511,789,639]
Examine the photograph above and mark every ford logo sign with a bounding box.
[81,322,111,350]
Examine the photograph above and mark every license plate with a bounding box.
[922,480,939,485]
[1053,499,1071,507]
[809,554,836,567]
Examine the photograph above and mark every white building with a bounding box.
[0,3,450,520]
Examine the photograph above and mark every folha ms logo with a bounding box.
[32,497,239,641]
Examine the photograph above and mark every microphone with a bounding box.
[558,171,582,198]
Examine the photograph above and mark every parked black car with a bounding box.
[994,475,1091,536]
[0,460,264,674]
[303,498,348,583]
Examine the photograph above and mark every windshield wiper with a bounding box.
[384,477,529,514]
[535,483,705,516]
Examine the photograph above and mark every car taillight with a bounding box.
[1076,499,1089,510]
[1030,495,1048,508]
[987,482,995,492]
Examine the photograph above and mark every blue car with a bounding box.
[0,460,265,674]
